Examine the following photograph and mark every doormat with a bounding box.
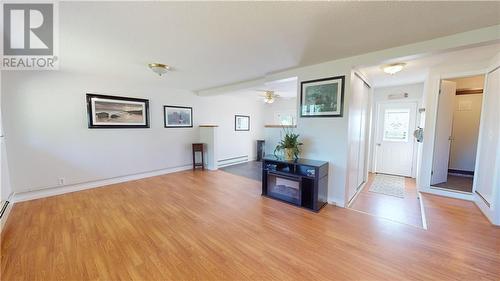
[369,174,405,198]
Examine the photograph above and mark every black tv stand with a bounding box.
[261,155,328,212]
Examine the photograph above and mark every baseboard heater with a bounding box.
[0,201,9,219]
[217,155,249,168]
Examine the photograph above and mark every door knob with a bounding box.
[376,143,381,146]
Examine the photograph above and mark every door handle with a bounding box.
[376,143,381,146]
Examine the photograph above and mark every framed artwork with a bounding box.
[235,115,250,131]
[300,76,345,117]
[164,105,193,128]
[86,94,150,128]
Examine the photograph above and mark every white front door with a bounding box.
[431,80,457,185]
[375,102,417,177]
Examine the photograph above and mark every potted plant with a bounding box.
[274,127,303,161]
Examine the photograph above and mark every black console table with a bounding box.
[262,155,328,212]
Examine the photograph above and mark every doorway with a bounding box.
[348,83,424,228]
[374,101,418,177]
[431,75,485,193]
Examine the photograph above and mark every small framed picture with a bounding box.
[300,76,345,117]
[86,94,150,128]
[235,115,250,131]
[164,105,193,128]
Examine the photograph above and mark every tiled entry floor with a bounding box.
[220,161,262,181]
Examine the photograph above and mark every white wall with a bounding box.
[0,73,13,203]
[449,93,483,172]
[452,76,485,89]
[368,83,424,176]
[1,71,264,194]
[263,98,297,125]
[197,95,264,162]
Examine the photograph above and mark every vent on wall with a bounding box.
[217,155,249,168]
[388,92,409,100]
[0,201,9,219]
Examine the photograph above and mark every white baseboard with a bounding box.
[418,186,474,201]
[13,164,192,203]
[328,197,344,208]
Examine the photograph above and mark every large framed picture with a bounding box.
[300,76,345,117]
[164,105,193,128]
[235,115,250,131]
[86,94,150,128]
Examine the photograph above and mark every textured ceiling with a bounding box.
[58,1,500,90]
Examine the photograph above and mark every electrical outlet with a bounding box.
[58,178,65,186]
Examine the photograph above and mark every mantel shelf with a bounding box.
[264,125,297,128]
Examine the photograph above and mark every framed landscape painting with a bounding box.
[235,115,250,131]
[86,94,150,128]
[300,76,345,117]
[164,105,193,128]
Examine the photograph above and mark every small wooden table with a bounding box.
[192,143,205,170]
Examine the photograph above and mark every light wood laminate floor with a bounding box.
[2,170,499,280]
[350,173,423,228]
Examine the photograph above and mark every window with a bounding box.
[383,109,410,142]
[274,112,295,126]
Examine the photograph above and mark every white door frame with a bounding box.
[421,69,487,201]
[372,99,420,178]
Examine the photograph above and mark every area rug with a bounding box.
[369,174,405,198]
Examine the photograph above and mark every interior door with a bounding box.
[357,82,370,187]
[375,102,417,177]
[431,80,457,185]
[475,64,499,205]
[347,74,370,201]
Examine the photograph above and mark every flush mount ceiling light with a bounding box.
[382,63,406,75]
[148,63,170,76]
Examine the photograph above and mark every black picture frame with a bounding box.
[235,115,250,131]
[163,105,193,128]
[86,93,150,129]
[300,75,345,118]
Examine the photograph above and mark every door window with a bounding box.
[383,109,410,142]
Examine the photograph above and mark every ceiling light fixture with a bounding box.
[148,63,170,76]
[263,91,276,104]
[382,63,406,75]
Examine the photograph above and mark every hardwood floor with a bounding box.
[433,174,474,193]
[2,170,499,280]
[349,173,423,228]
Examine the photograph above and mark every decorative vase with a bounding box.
[284,148,295,161]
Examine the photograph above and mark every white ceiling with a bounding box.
[59,2,500,91]
[360,43,500,88]
[226,77,298,101]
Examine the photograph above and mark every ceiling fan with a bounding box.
[257,90,280,104]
